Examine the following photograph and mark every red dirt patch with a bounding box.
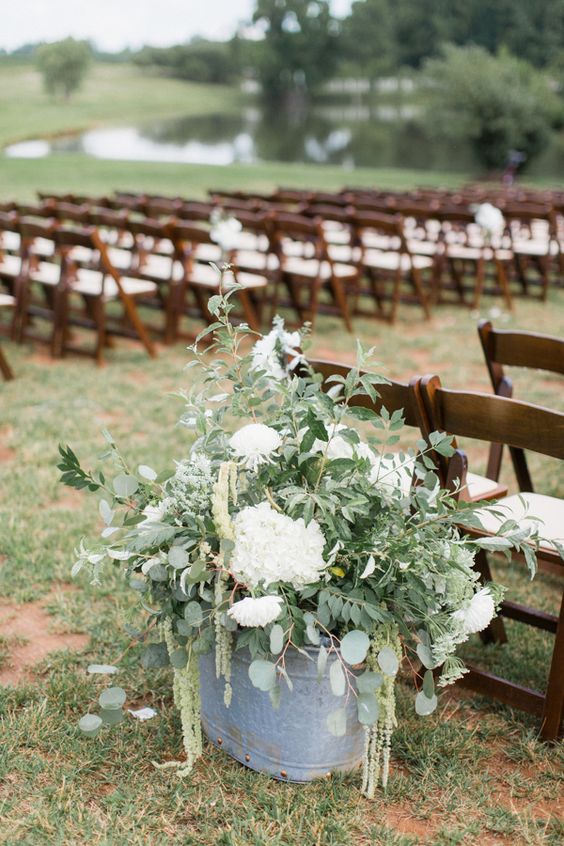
[0,426,15,463]
[0,592,88,686]
[50,488,84,511]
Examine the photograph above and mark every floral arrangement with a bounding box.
[59,290,539,798]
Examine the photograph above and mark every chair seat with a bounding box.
[476,492,564,553]
[137,254,183,282]
[194,243,223,263]
[71,268,158,299]
[30,237,56,258]
[0,254,22,278]
[106,246,133,271]
[190,263,267,290]
[327,244,361,264]
[362,233,397,251]
[407,240,441,257]
[362,250,433,272]
[282,256,358,279]
[447,245,514,262]
[465,472,503,500]
[1,231,20,252]
[233,249,279,272]
[29,261,60,286]
[512,240,558,257]
[0,293,15,307]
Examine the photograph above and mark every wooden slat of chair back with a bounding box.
[352,210,404,237]
[479,320,564,378]
[52,202,90,224]
[421,377,564,462]
[179,201,216,222]
[305,358,425,429]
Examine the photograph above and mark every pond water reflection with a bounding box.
[4,104,564,177]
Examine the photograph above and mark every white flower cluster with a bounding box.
[164,453,214,517]
[229,423,282,472]
[209,210,242,253]
[474,202,505,236]
[228,595,283,627]
[230,501,327,589]
[309,423,375,462]
[250,315,302,381]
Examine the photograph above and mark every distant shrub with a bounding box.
[133,41,239,85]
[422,44,562,169]
[36,38,91,100]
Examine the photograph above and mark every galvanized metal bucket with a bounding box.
[199,646,364,782]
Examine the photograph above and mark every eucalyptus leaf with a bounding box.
[326,707,347,737]
[87,664,118,675]
[168,547,188,569]
[356,670,384,694]
[170,648,188,669]
[423,669,435,699]
[415,690,438,716]
[140,641,170,669]
[329,659,346,696]
[416,642,436,670]
[306,623,320,646]
[113,474,139,498]
[377,646,399,676]
[248,659,277,692]
[184,602,203,627]
[100,707,124,726]
[138,465,157,481]
[269,624,284,655]
[317,644,328,681]
[98,686,126,710]
[357,693,380,725]
[99,499,114,526]
[340,630,370,665]
[78,714,102,737]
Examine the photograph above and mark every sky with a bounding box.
[1,0,353,52]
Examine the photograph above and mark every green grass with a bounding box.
[0,61,239,149]
[0,289,563,845]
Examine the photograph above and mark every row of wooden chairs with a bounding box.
[309,319,564,741]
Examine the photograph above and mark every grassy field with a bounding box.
[0,287,563,845]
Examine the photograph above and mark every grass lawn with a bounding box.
[0,287,563,845]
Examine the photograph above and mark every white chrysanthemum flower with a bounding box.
[229,423,282,472]
[451,587,495,634]
[231,501,327,589]
[250,316,303,381]
[474,203,505,236]
[227,595,284,628]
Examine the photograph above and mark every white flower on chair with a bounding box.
[451,587,495,634]
[474,203,505,236]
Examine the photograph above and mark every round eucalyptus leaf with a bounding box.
[248,659,277,692]
[87,664,118,675]
[306,623,320,646]
[100,707,124,726]
[184,601,203,628]
[138,464,157,481]
[99,686,126,710]
[98,499,114,526]
[148,563,168,582]
[326,707,347,737]
[140,642,170,669]
[423,669,435,700]
[340,630,370,665]
[78,714,102,737]
[329,659,346,697]
[356,670,384,694]
[269,624,284,655]
[316,644,328,681]
[170,648,188,669]
[377,646,399,676]
[357,692,380,725]
[168,547,188,569]
[415,690,438,716]
[113,474,139,498]
[416,642,436,670]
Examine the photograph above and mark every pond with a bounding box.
[4,104,564,178]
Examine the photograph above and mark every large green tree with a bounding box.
[423,44,561,169]
[340,0,395,88]
[252,0,340,102]
[36,38,91,100]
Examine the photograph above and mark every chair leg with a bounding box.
[329,275,353,333]
[495,259,513,311]
[474,548,508,645]
[472,258,485,310]
[410,267,431,319]
[388,269,402,324]
[540,590,564,741]
[118,292,157,358]
[0,342,14,381]
[93,297,106,366]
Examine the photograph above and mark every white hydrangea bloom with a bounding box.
[451,587,495,634]
[229,423,282,472]
[309,423,375,462]
[231,501,327,589]
[475,203,505,236]
[227,595,283,628]
[250,316,302,381]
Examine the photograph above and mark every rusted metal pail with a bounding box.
[199,646,364,782]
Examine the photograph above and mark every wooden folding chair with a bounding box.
[419,377,564,741]
[478,320,564,491]
[0,293,15,380]
[0,211,22,295]
[270,212,359,332]
[169,222,268,334]
[52,227,157,364]
[503,204,559,301]
[351,211,432,323]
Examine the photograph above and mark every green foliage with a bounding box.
[339,0,395,83]
[422,45,562,169]
[133,39,240,85]
[252,0,340,101]
[36,38,91,100]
